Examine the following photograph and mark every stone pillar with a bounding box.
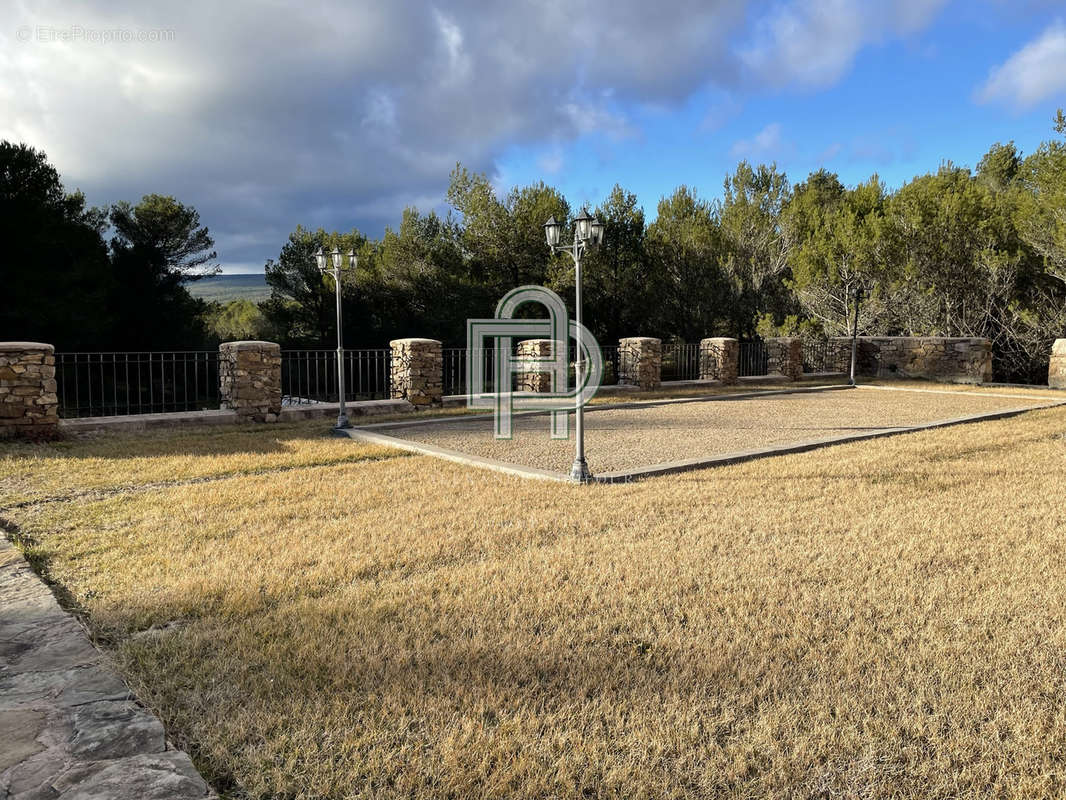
[516,339,557,393]
[219,341,282,422]
[390,338,442,406]
[1050,339,1066,389]
[699,337,738,384]
[766,337,803,381]
[618,337,662,389]
[0,342,59,438]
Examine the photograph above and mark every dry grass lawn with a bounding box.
[3,382,1066,798]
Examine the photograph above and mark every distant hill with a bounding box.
[187,274,271,303]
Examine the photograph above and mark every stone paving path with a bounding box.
[0,538,215,800]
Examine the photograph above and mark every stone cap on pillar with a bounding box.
[219,340,281,352]
[390,338,442,346]
[0,342,54,353]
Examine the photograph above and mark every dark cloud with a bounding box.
[1,0,944,271]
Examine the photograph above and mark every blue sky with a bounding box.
[3,0,1065,273]
[497,4,1066,215]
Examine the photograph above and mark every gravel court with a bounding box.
[341,385,1066,479]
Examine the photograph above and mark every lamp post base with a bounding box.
[570,457,592,483]
[335,413,350,430]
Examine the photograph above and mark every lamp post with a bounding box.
[849,284,863,386]
[315,245,355,428]
[544,209,605,482]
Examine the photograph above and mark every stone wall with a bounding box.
[1049,339,1066,389]
[390,338,442,406]
[218,341,282,422]
[828,336,992,383]
[618,337,662,389]
[516,339,557,393]
[0,342,59,438]
[766,337,803,381]
[699,338,738,384]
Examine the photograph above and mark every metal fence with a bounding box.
[599,345,621,386]
[738,340,768,377]
[55,351,220,418]
[660,342,702,381]
[53,337,799,420]
[443,340,772,388]
[442,347,501,396]
[280,349,390,404]
[442,343,623,396]
[571,344,621,387]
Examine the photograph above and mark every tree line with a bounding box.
[263,113,1066,382]
[1,141,217,351]
[4,112,1065,382]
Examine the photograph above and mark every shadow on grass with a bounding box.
[0,418,417,513]
[0,515,92,628]
[0,419,351,463]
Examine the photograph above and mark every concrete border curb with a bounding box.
[338,386,1066,484]
[334,427,569,483]
[58,399,415,434]
[593,401,1066,482]
[853,384,1059,401]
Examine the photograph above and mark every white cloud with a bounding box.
[977,21,1066,109]
[740,0,948,88]
[432,9,471,87]
[730,122,786,159]
[560,100,637,141]
[0,0,948,271]
[3,0,761,271]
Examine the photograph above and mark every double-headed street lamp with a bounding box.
[544,209,605,483]
[314,245,355,429]
[849,284,863,387]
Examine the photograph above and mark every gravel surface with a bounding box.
[375,386,1054,474]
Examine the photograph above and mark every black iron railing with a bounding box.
[661,342,702,381]
[280,349,390,404]
[442,347,502,396]
[738,340,768,377]
[55,351,220,418]
[54,337,786,420]
[443,343,622,395]
[599,345,621,386]
[568,344,621,387]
